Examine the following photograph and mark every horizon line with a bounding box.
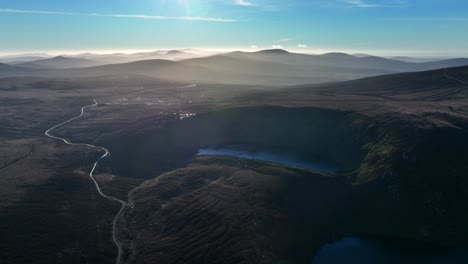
[1,48,468,58]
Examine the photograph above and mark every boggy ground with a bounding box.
[113,67,468,263]
[0,75,283,263]
[1,66,468,263]
[120,156,352,264]
[0,76,194,263]
[117,113,468,264]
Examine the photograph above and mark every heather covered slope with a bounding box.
[0,63,40,76]
[118,111,468,264]
[290,65,468,94]
[109,67,468,263]
[120,156,353,264]
[2,64,468,264]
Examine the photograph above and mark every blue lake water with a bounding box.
[197,148,337,172]
[313,238,468,264]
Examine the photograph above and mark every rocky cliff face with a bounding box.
[352,116,468,246]
[117,108,468,264]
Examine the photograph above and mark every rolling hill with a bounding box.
[70,50,203,64]
[1,50,468,86]
[0,54,51,64]
[111,67,468,263]
[17,56,107,69]
[183,50,468,73]
[290,64,468,93]
[0,63,43,77]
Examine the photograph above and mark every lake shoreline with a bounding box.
[197,147,339,172]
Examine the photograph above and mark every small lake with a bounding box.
[197,148,338,172]
[313,238,468,264]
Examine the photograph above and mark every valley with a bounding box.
[1,54,468,264]
[3,1,468,263]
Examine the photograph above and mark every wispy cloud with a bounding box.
[297,44,308,48]
[0,8,235,22]
[272,45,284,49]
[341,0,383,8]
[233,1,281,11]
[340,0,407,8]
[276,38,293,43]
[234,0,256,6]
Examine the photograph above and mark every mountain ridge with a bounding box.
[2,50,468,86]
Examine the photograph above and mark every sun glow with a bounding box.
[159,0,190,15]
[181,0,189,15]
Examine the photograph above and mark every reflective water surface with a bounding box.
[197,148,338,172]
[313,237,468,264]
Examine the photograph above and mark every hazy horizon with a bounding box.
[1,0,468,58]
[1,47,466,59]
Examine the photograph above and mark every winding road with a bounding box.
[44,99,127,264]
[43,83,197,264]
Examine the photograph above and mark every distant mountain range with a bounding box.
[0,49,211,66]
[1,49,468,86]
[352,54,444,63]
[68,49,206,64]
[14,56,105,69]
[0,53,51,64]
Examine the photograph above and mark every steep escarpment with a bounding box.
[104,107,365,180]
[115,107,367,264]
[118,107,468,264]
[350,115,468,247]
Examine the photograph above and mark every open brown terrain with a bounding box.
[113,66,468,263]
[0,74,280,263]
[0,76,189,263]
[119,156,351,264]
[1,66,468,263]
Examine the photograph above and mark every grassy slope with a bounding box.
[120,156,352,264]
[119,113,468,264]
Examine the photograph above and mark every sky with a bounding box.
[1,0,468,56]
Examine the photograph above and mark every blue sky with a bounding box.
[1,0,468,56]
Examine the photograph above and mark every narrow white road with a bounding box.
[45,99,127,264]
[43,83,196,264]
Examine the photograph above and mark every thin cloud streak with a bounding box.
[276,38,293,43]
[342,0,382,8]
[234,0,256,7]
[0,8,236,22]
[340,0,407,8]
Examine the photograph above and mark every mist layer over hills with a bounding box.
[2,49,468,86]
[15,56,105,69]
